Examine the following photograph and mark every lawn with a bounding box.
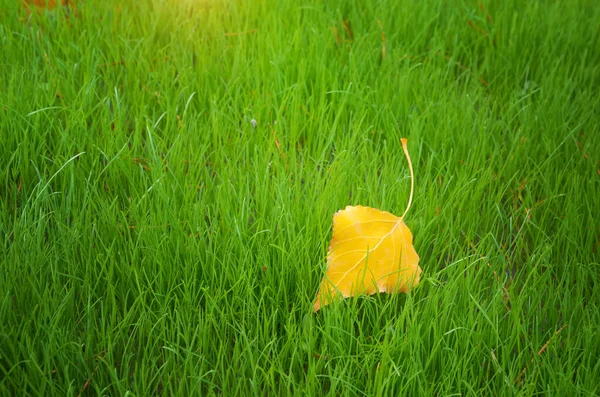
[1,0,599,395]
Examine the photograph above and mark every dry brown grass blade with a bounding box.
[439,52,489,87]
[462,232,511,308]
[377,20,386,60]
[224,29,257,37]
[515,324,568,386]
[77,351,107,397]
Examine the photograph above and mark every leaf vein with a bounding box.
[335,220,402,287]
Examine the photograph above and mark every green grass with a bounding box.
[1,0,599,395]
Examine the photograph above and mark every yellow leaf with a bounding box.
[313,138,421,311]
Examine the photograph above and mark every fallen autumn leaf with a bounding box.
[314,138,422,311]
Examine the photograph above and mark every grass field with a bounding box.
[1,0,599,395]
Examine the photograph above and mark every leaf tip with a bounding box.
[313,301,321,312]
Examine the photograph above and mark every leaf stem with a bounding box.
[400,138,414,219]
